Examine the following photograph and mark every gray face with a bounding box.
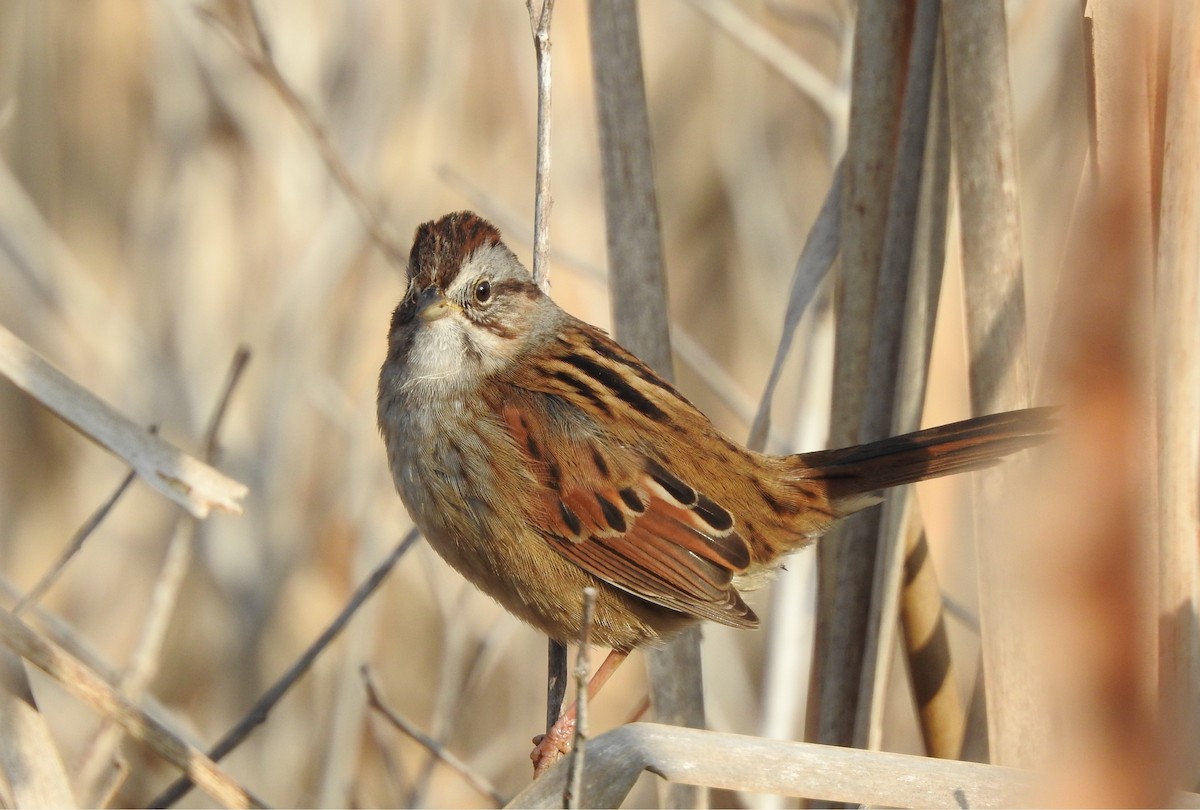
[380,212,559,401]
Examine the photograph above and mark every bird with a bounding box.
[377,210,1052,775]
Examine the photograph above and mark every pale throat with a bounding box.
[401,315,516,397]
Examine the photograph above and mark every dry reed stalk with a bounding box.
[809,0,911,753]
[943,0,1039,769]
[588,2,703,807]
[868,30,960,757]
[0,324,247,519]
[1152,0,1200,788]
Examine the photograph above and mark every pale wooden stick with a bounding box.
[511,722,1050,808]
[0,324,247,519]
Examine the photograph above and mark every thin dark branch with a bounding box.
[148,529,421,808]
[362,665,506,807]
[13,463,139,616]
[200,346,251,463]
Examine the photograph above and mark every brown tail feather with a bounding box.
[797,407,1056,504]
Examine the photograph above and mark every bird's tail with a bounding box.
[796,406,1056,511]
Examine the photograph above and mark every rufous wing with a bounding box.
[500,402,758,628]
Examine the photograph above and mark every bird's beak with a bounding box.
[417,286,455,322]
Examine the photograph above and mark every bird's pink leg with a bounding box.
[531,649,630,778]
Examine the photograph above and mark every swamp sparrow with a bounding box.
[378,211,1052,771]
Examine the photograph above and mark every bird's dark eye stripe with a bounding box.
[489,279,540,299]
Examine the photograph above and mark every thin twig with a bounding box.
[361,665,505,807]
[197,3,406,269]
[148,528,421,808]
[436,163,605,282]
[0,607,264,809]
[564,587,597,810]
[13,463,140,615]
[78,347,251,805]
[525,0,556,291]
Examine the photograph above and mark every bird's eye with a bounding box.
[473,279,492,304]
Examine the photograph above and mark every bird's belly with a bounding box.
[398,455,683,647]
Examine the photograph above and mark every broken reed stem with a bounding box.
[526,0,556,291]
[564,586,597,810]
[0,607,263,809]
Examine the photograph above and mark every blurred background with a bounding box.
[0,1,1096,806]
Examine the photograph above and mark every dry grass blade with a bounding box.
[747,164,842,452]
[362,666,506,807]
[1153,0,1200,785]
[0,324,247,518]
[1026,9,1168,798]
[149,528,420,808]
[0,608,262,809]
[813,0,941,753]
[685,0,848,140]
[944,0,1037,769]
[808,1,908,755]
[862,13,956,754]
[197,2,406,270]
[0,649,76,807]
[587,2,703,806]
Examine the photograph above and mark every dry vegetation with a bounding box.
[0,1,1195,808]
